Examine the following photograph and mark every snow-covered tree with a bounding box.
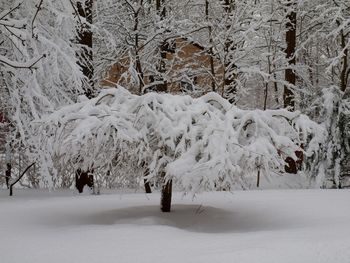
[0,0,87,185]
[307,87,350,188]
[38,86,323,210]
[299,0,350,187]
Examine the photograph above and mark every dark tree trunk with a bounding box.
[339,27,349,92]
[153,0,167,93]
[77,0,94,98]
[75,168,94,193]
[5,163,11,189]
[274,73,279,105]
[256,170,260,188]
[283,1,296,110]
[161,179,172,212]
[144,179,152,194]
[141,161,152,193]
[154,0,172,210]
[285,149,303,174]
[283,1,298,173]
[338,19,350,187]
[206,0,216,92]
[156,41,168,92]
[285,157,297,174]
[133,0,145,95]
[75,1,95,193]
[222,0,237,104]
[339,110,350,188]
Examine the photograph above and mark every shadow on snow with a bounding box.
[48,204,303,234]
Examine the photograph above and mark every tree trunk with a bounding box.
[5,163,11,189]
[144,179,152,194]
[206,0,216,92]
[77,0,94,98]
[134,0,145,95]
[338,19,350,187]
[142,161,152,193]
[222,0,237,104]
[339,110,350,188]
[161,179,172,212]
[256,170,260,188]
[339,27,349,92]
[283,1,296,110]
[155,0,167,93]
[283,1,298,173]
[75,168,94,193]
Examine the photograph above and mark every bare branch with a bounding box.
[31,0,44,38]
[0,3,22,20]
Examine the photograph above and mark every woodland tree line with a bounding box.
[0,0,349,210]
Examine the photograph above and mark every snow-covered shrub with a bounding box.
[38,87,323,193]
[307,87,350,188]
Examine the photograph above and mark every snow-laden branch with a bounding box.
[0,54,46,70]
[38,87,325,192]
[0,3,22,20]
[0,18,26,29]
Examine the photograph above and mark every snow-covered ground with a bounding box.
[1,189,350,263]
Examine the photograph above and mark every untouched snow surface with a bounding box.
[1,189,350,263]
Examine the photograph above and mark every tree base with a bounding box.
[144,180,152,194]
[160,180,172,212]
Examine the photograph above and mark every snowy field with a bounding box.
[1,189,350,263]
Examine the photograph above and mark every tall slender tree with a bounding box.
[283,0,296,110]
[77,0,94,98]
[221,0,238,103]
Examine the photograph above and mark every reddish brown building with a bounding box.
[100,38,224,95]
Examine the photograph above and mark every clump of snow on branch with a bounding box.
[38,87,324,192]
